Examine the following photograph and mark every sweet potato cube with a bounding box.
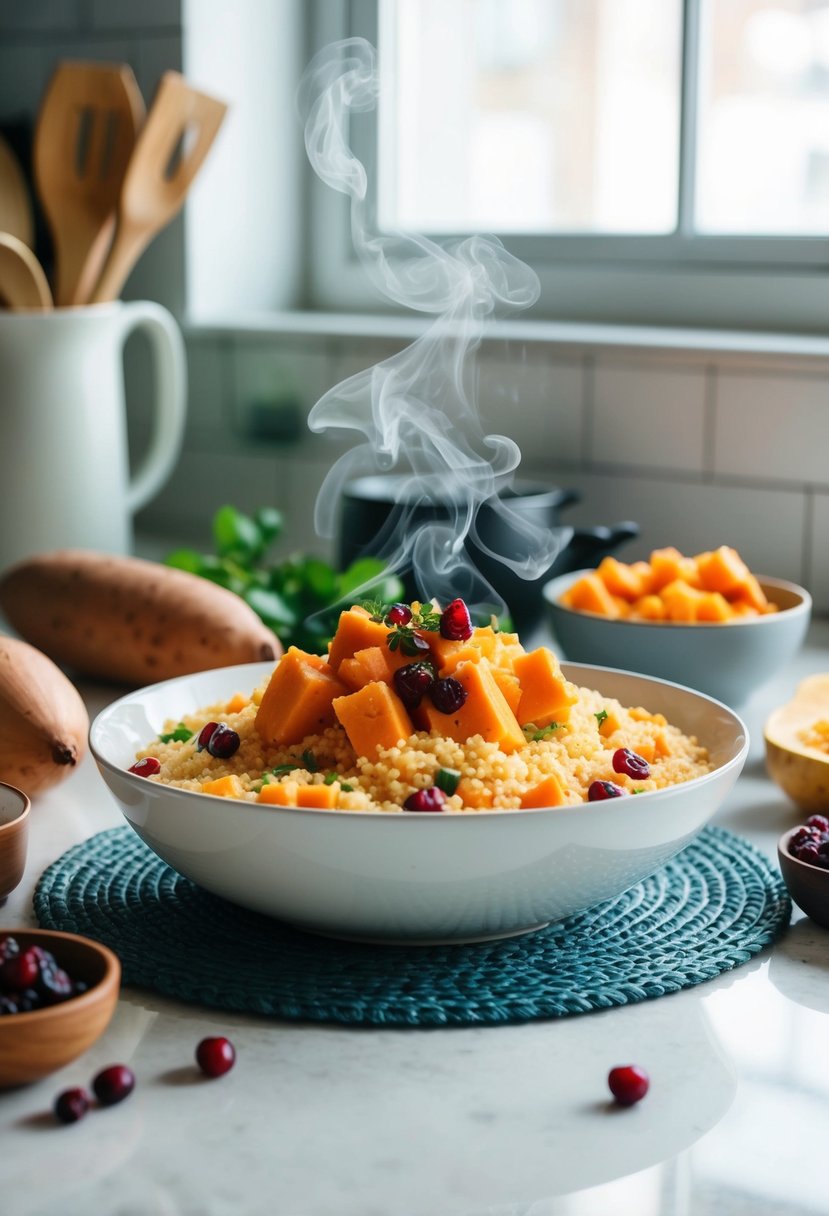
[649,547,700,592]
[201,774,245,799]
[327,606,393,672]
[695,591,734,622]
[597,708,624,739]
[421,660,526,753]
[333,681,414,758]
[457,778,493,809]
[438,644,482,675]
[732,571,771,613]
[427,633,467,669]
[491,667,522,715]
[257,780,298,805]
[295,783,340,808]
[337,644,410,691]
[513,648,578,727]
[225,692,249,714]
[560,572,620,617]
[596,556,647,601]
[630,594,666,621]
[661,579,703,623]
[255,646,347,747]
[632,738,655,763]
[695,546,750,596]
[519,773,567,808]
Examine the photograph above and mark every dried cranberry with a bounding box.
[385,603,413,626]
[54,1087,90,1125]
[38,965,73,1004]
[806,814,829,832]
[587,780,626,801]
[128,757,161,777]
[608,1064,650,1106]
[403,787,448,812]
[93,1063,135,1107]
[0,948,39,993]
[196,1036,236,1078]
[612,748,650,781]
[393,661,437,710]
[197,722,241,759]
[429,677,467,715]
[440,598,473,641]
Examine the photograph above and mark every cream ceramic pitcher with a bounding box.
[0,301,186,571]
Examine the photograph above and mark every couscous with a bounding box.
[131,597,712,812]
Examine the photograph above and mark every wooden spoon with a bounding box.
[0,233,53,310]
[88,71,227,304]
[0,133,34,248]
[34,61,145,307]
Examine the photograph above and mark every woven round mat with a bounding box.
[34,824,790,1027]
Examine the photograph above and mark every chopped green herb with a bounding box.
[594,709,609,727]
[270,763,298,777]
[435,767,462,796]
[341,783,353,792]
[301,750,318,773]
[523,721,563,742]
[361,597,389,622]
[159,723,193,744]
[632,788,645,795]
[323,771,338,786]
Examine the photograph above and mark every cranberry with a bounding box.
[588,780,626,801]
[0,935,19,962]
[403,787,448,813]
[806,815,829,832]
[393,661,436,710]
[385,603,413,626]
[92,1063,135,1107]
[54,1087,90,1125]
[38,965,73,1004]
[128,756,161,777]
[429,677,467,715]
[196,1036,236,1078]
[612,748,650,781]
[440,598,473,641]
[0,948,39,993]
[197,722,241,759]
[608,1064,650,1106]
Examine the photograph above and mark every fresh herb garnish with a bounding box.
[270,764,297,777]
[594,709,609,727]
[341,782,353,792]
[361,598,389,622]
[301,750,318,773]
[323,771,338,785]
[159,723,194,744]
[524,721,563,742]
[385,601,442,654]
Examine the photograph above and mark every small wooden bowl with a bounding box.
[0,929,120,1089]
[0,782,30,904]
[778,828,829,930]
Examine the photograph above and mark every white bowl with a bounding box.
[90,661,748,944]
[543,571,811,707]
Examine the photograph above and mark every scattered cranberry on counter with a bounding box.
[196,722,241,760]
[612,748,650,781]
[587,780,627,801]
[429,676,467,715]
[608,1064,650,1107]
[440,598,473,641]
[196,1036,236,1078]
[403,787,448,813]
[128,757,161,777]
[54,1087,91,1125]
[788,815,829,869]
[92,1063,135,1107]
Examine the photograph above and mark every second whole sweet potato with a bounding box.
[0,550,282,685]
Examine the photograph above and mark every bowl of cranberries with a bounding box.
[778,817,829,929]
[0,929,120,1089]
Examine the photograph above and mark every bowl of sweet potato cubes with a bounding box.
[543,545,811,706]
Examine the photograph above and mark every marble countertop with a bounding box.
[2,623,829,1216]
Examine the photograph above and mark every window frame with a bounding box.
[304,0,829,333]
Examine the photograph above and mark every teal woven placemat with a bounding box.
[34,824,790,1027]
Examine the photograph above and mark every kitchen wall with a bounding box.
[4,2,829,611]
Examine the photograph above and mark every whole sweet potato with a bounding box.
[0,550,282,685]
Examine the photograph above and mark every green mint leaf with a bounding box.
[594,710,609,726]
[159,723,193,744]
[324,771,338,786]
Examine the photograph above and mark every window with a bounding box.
[306,0,829,332]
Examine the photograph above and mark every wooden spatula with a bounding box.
[87,71,227,304]
[34,60,145,306]
[0,233,52,310]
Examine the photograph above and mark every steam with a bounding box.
[297,38,568,615]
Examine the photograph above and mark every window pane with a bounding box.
[377,0,681,234]
[696,0,829,234]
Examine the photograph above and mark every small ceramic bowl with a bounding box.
[0,929,121,1089]
[0,782,30,905]
[543,571,811,706]
[777,828,829,929]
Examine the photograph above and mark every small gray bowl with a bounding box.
[543,571,811,706]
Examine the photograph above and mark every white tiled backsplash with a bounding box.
[5,2,829,611]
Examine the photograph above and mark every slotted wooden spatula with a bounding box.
[34,61,145,306]
[87,71,227,304]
